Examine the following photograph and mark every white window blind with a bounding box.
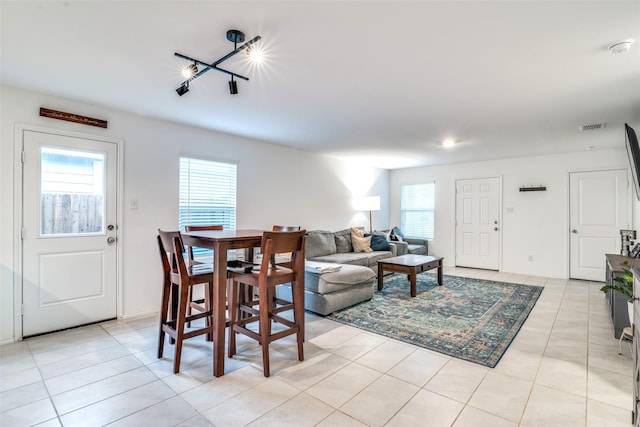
[179,157,237,233]
[401,182,435,240]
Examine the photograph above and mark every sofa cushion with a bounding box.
[305,230,337,259]
[305,264,376,294]
[334,229,353,253]
[361,250,394,266]
[309,252,369,266]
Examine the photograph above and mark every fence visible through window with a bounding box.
[40,147,105,235]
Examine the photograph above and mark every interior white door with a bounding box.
[570,169,630,281]
[22,130,118,337]
[455,177,500,270]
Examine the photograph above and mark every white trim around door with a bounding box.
[13,123,124,340]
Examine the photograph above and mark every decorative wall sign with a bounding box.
[39,108,108,128]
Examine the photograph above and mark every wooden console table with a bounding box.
[605,254,640,338]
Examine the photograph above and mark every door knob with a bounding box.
[494,227,499,231]
[107,237,116,244]
[571,229,578,234]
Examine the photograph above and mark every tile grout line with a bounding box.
[514,275,564,426]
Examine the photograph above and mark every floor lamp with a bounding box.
[356,196,380,234]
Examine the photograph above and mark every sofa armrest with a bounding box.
[389,241,408,256]
[404,237,429,254]
[404,238,428,254]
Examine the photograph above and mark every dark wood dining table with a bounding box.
[181,229,264,377]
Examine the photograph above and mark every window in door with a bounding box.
[40,147,105,235]
[400,182,435,240]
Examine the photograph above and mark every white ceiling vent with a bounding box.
[579,122,606,131]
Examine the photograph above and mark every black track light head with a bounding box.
[182,63,198,79]
[176,83,189,96]
[228,79,238,95]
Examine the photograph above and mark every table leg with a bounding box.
[213,243,227,377]
[378,263,384,291]
[437,262,443,286]
[410,270,417,297]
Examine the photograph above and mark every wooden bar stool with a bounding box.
[240,225,302,325]
[157,229,215,374]
[184,224,223,325]
[227,230,306,377]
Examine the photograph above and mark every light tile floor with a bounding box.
[0,267,633,426]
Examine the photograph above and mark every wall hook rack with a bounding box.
[519,185,547,192]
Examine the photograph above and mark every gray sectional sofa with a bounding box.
[304,229,395,271]
[277,228,428,315]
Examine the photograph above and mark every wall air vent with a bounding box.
[579,122,606,131]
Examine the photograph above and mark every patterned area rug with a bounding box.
[328,274,543,367]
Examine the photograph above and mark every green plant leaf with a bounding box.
[601,260,634,301]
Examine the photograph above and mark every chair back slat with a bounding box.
[158,229,184,270]
[261,230,306,256]
[172,236,189,279]
[157,235,171,276]
[184,225,223,265]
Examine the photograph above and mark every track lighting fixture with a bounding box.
[176,82,189,96]
[181,63,198,79]
[174,29,261,96]
[229,76,238,95]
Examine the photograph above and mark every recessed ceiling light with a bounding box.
[608,40,634,54]
[441,139,456,148]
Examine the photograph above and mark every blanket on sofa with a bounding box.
[305,260,342,274]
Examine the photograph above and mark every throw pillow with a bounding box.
[350,227,365,238]
[391,226,404,242]
[352,234,373,253]
[366,233,391,251]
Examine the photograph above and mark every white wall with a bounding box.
[390,149,633,279]
[0,85,389,343]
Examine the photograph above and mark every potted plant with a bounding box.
[601,261,635,336]
[600,261,634,302]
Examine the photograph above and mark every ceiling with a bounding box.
[2,1,639,169]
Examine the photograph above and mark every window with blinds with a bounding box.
[400,182,435,240]
[179,157,237,233]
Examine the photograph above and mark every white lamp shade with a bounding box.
[355,196,380,211]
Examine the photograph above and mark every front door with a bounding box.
[569,169,630,281]
[22,129,118,337]
[455,177,501,270]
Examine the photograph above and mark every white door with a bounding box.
[570,169,630,281]
[455,178,500,270]
[22,130,118,337]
